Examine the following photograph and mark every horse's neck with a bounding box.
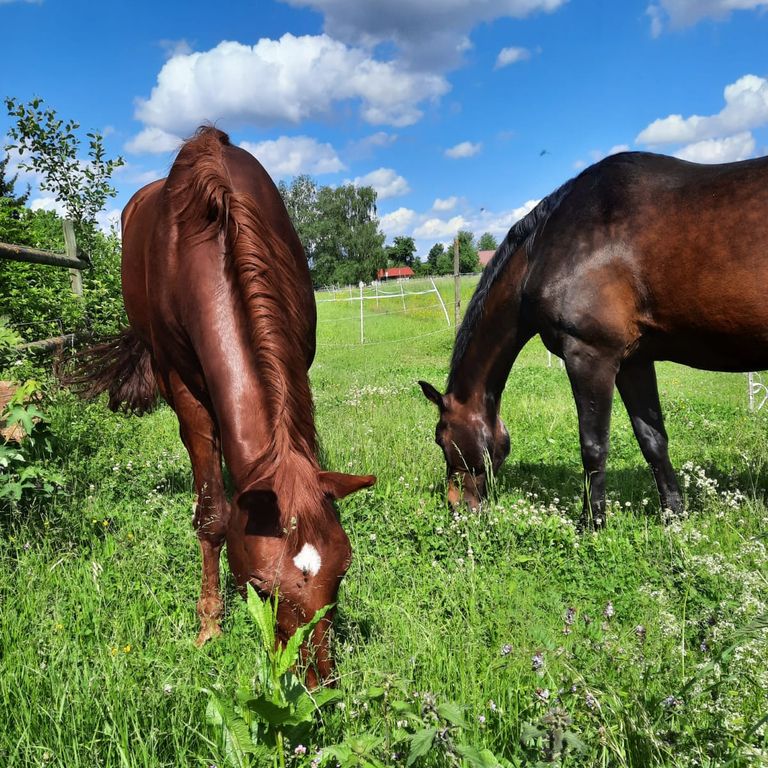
[449,250,532,408]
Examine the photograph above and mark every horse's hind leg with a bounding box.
[616,361,683,517]
[564,342,619,528]
[168,373,229,646]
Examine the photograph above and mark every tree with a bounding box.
[0,154,31,246]
[478,232,498,252]
[278,179,386,286]
[1,99,127,339]
[426,242,445,274]
[386,236,417,268]
[4,97,124,258]
[456,230,479,273]
[278,175,319,260]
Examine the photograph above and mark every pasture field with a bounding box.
[1,275,767,767]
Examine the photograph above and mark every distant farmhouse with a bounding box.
[377,266,414,280]
[478,250,495,268]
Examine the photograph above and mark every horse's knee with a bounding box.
[581,437,608,470]
[197,593,224,620]
[193,498,230,540]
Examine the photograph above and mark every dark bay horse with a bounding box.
[76,127,375,683]
[421,151,768,527]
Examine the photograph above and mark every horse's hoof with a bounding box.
[195,621,222,647]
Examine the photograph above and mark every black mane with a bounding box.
[447,176,575,391]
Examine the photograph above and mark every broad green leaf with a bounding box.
[519,722,546,744]
[347,734,384,754]
[293,687,343,722]
[277,603,333,677]
[205,690,256,767]
[562,730,586,752]
[437,701,468,728]
[455,745,503,768]
[246,583,275,653]
[240,695,292,726]
[406,727,437,766]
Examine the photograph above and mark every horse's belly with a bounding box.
[639,330,768,372]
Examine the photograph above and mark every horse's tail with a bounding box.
[62,328,158,414]
[170,126,322,539]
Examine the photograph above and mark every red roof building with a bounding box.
[377,266,415,280]
[478,250,495,267]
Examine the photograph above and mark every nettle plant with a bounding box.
[206,585,341,768]
[207,585,513,768]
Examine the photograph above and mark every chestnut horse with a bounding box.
[421,151,768,527]
[76,127,375,683]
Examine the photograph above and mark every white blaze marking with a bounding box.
[293,543,322,576]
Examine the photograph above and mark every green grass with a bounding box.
[1,275,767,767]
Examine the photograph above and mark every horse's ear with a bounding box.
[418,380,446,412]
[319,471,376,501]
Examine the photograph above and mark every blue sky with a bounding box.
[2,0,768,258]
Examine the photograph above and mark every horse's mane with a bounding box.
[169,126,325,539]
[447,175,576,392]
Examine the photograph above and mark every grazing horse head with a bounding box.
[227,471,375,687]
[419,380,509,509]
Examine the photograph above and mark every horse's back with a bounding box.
[528,152,768,370]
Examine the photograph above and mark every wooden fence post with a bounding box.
[62,220,82,296]
[453,235,460,334]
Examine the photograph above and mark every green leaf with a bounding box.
[277,602,333,677]
[519,722,546,744]
[406,727,437,766]
[246,583,275,654]
[293,687,343,722]
[205,690,255,767]
[562,730,586,752]
[437,701,468,728]
[240,695,293,726]
[455,745,504,768]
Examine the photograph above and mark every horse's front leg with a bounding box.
[616,361,683,517]
[170,374,230,646]
[564,342,619,529]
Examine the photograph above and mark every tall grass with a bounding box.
[1,275,766,766]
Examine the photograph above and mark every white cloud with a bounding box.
[433,196,459,211]
[135,35,449,136]
[159,38,193,59]
[125,126,183,155]
[380,197,541,258]
[96,208,122,234]
[281,0,566,68]
[414,214,468,239]
[647,0,768,35]
[495,46,531,68]
[349,167,410,199]
[636,75,768,145]
[674,131,756,163]
[114,162,164,187]
[445,141,482,158]
[240,136,345,177]
[380,207,417,238]
[29,196,68,217]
